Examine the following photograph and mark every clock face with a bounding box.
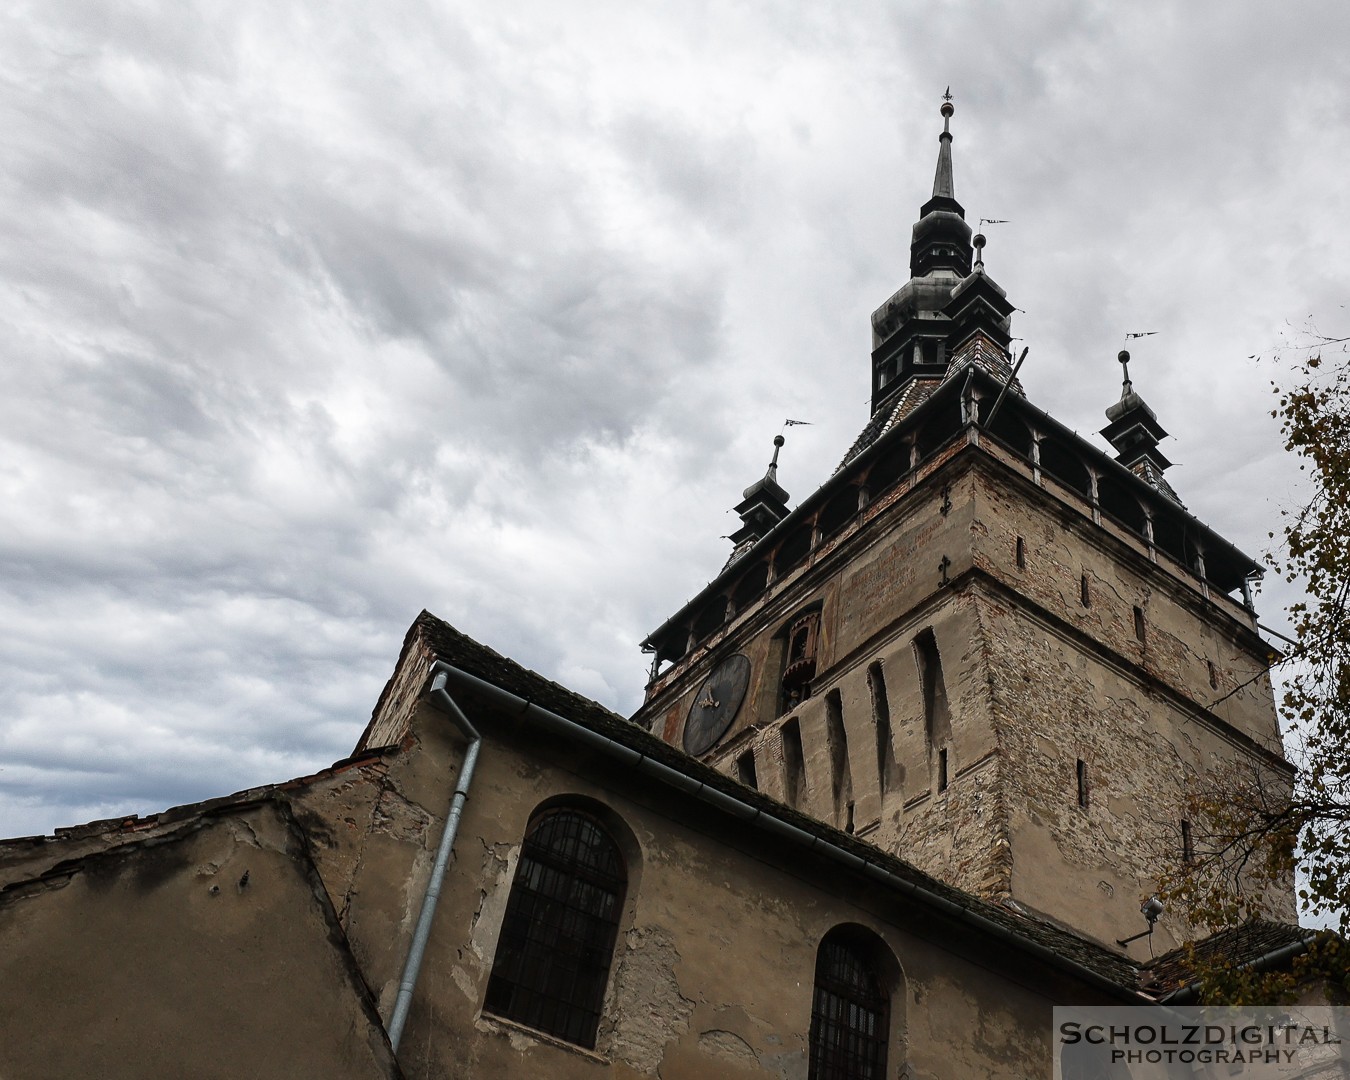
[682,653,752,756]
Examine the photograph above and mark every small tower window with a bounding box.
[1207,660,1219,690]
[736,748,758,790]
[1080,573,1091,607]
[780,611,820,714]
[1133,605,1146,643]
[937,747,949,792]
[1076,759,1089,809]
[1181,819,1195,864]
[1015,536,1026,569]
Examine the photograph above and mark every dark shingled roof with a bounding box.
[410,609,1145,998]
[835,378,940,471]
[1142,919,1314,996]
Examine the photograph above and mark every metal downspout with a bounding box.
[387,665,482,1051]
[434,662,1149,1004]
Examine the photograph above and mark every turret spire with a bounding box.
[725,435,791,563]
[1100,348,1184,506]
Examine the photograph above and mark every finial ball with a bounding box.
[940,101,954,118]
[773,434,785,447]
[1118,350,1130,365]
[973,233,986,249]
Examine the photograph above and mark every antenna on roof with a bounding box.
[983,347,1030,428]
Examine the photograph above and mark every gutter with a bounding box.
[427,661,1149,1005]
[387,666,482,1051]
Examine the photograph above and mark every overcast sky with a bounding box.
[2,1,1346,839]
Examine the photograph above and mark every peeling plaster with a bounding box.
[607,926,695,1074]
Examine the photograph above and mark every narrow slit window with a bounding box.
[1207,660,1219,690]
[914,629,952,790]
[868,661,901,796]
[938,747,949,792]
[1015,536,1026,569]
[824,689,853,827]
[1133,605,1146,643]
[781,718,806,807]
[1076,759,1089,809]
[1080,573,1091,607]
[736,748,758,790]
[1182,819,1194,863]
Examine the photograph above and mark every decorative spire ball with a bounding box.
[1118,349,1133,395]
[972,232,986,272]
[941,96,954,134]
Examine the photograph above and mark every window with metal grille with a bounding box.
[483,808,626,1048]
[808,930,889,1080]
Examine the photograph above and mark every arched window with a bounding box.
[483,808,626,1047]
[808,928,890,1079]
[780,609,821,714]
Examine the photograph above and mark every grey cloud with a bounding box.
[1,0,1346,838]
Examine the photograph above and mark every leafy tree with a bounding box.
[1157,326,1350,1001]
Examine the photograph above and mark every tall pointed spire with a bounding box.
[910,94,971,277]
[863,93,976,424]
[933,90,956,200]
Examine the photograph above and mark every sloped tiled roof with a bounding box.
[1142,918,1313,996]
[835,378,940,471]
[1128,457,1185,507]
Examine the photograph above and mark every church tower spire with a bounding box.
[931,90,956,200]
[858,94,998,443]
[909,95,972,280]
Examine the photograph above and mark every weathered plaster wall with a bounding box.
[0,802,400,1080]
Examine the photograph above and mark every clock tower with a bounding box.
[631,98,1293,952]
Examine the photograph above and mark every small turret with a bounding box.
[726,435,791,562]
[1100,349,1183,504]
